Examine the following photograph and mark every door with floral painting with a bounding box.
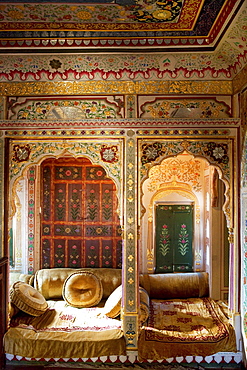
[41,157,122,269]
[155,204,193,273]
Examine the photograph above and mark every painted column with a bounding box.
[122,129,139,350]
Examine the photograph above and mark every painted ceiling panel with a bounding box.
[0,0,244,51]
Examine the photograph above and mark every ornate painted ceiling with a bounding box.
[0,0,245,52]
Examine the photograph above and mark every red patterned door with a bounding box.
[41,157,122,269]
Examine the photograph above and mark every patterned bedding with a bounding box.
[4,300,126,359]
[138,297,237,360]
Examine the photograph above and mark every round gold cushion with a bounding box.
[63,271,103,308]
[10,281,48,316]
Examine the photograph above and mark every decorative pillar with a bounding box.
[122,130,139,350]
[27,166,36,275]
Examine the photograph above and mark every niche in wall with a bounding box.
[139,152,229,300]
[8,138,124,277]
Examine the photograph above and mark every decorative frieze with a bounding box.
[0,80,233,97]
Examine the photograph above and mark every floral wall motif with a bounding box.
[147,157,203,192]
[0,53,246,82]
[140,98,231,119]
[122,129,138,349]
[6,95,232,121]
[140,140,230,182]
[10,140,122,186]
[7,96,124,120]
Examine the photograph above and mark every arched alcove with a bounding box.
[8,139,123,278]
[139,147,231,301]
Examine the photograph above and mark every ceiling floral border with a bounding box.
[0,0,243,53]
[0,53,245,81]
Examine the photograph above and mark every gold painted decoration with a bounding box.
[7,97,124,120]
[100,145,118,163]
[140,98,231,119]
[12,144,31,163]
[233,63,247,94]
[140,139,231,181]
[0,80,233,97]
[147,157,202,192]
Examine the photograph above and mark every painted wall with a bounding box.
[0,51,243,351]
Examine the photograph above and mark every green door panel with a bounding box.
[155,204,193,273]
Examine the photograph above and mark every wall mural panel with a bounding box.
[139,97,231,119]
[6,95,232,121]
[138,137,236,288]
[139,139,231,181]
[7,96,124,120]
[9,138,123,275]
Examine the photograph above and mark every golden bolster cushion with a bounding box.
[34,268,122,300]
[63,271,103,308]
[19,273,35,286]
[103,285,122,318]
[139,287,149,324]
[103,285,150,321]
[139,272,209,299]
[10,281,48,316]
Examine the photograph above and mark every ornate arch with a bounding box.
[8,138,123,273]
[9,139,123,217]
[139,139,232,227]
